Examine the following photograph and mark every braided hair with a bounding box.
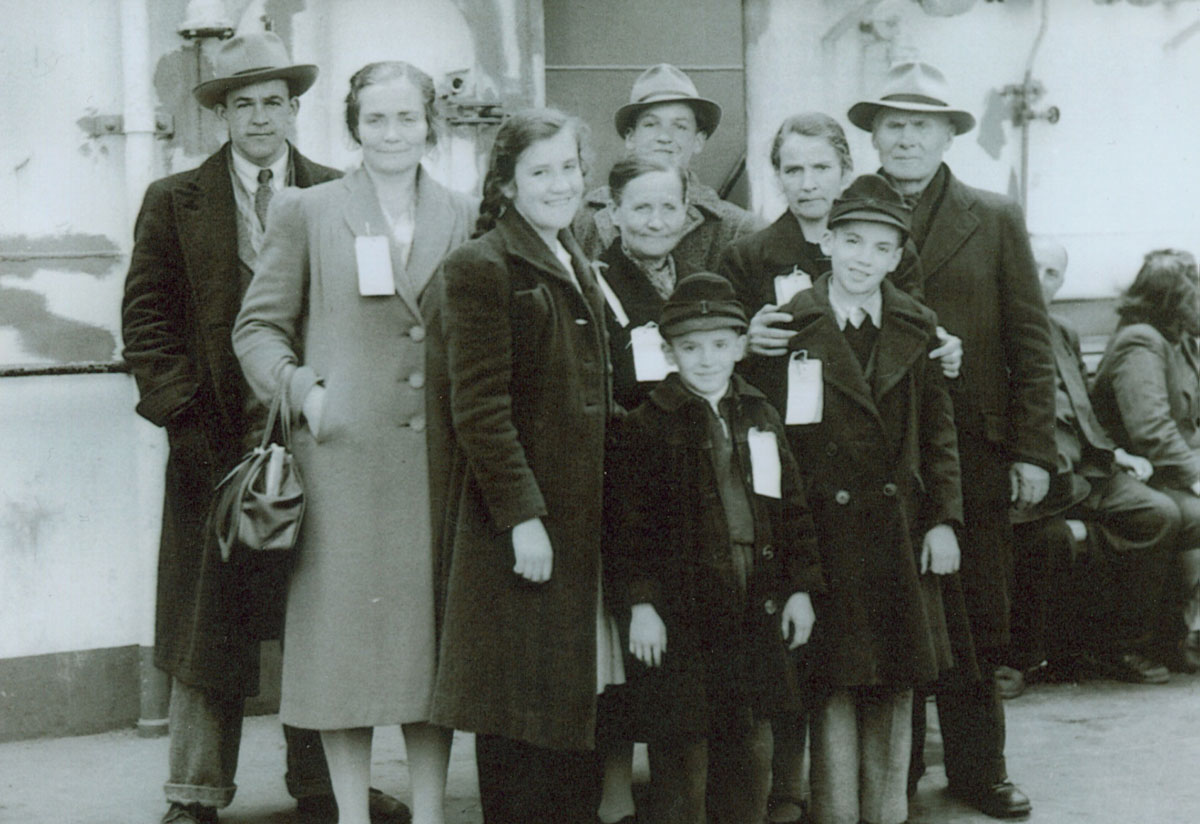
[474,107,590,238]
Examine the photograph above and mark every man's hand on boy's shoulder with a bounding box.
[781,592,815,649]
[748,303,796,356]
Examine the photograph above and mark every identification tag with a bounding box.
[630,322,676,382]
[785,350,823,425]
[774,266,813,306]
[747,427,782,499]
[355,236,394,296]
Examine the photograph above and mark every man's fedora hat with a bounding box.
[847,61,975,135]
[614,63,722,138]
[828,174,912,236]
[193,31,318,109]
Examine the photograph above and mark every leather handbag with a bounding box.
[209,388,306,562]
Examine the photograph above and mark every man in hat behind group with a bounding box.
[572,63,762,276]
[122,32,405,824]
[847,62,1056,819]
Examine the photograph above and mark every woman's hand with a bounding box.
[748,304,797,356]
[629,603,667,667]
[781,592,815,649]
[930,326,963,379]
[921,523,961,575]
[302,385,326,438]
[512,518,553,583]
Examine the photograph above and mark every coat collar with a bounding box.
[340,165,457,316]
[650,371,767,414]
[787,275,934,415]
[760,210,827,274]
[496,207,605,325]
[910,164,979,284]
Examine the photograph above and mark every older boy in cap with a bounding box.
[847,61,1055,818]
[122,32,405,824]
[573,63,761,275]
[605,272,822,824]
[763,175,967,824]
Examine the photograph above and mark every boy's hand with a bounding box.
[920,523,961,575]
[929,326,962,379]
[748,304,796,356]
[781,592,815,649]
[512,518,553,583]
[629,603,667,667]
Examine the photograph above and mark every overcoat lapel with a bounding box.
[497,209,604,328]
[916,169,979,286]
[174,144,239,336]
[872,280,932,402]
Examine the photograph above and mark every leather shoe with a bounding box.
[949,780,1032,819]
[296,788,411,824]
[1086,651,1169,684]
[162,802,218,824]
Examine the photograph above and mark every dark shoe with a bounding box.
[1088,651,1170,684]
[1156,642,1200,674]
[162,802,218,824]
[766,797,806,823]
[297,789,412,824]
[994,665,1026,699]
[949,780,1032,819]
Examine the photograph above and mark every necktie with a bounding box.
[255,168,273,228]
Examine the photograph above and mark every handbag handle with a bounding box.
[258,386,293,451]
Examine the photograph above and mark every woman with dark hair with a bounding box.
[233,60,476,824]
[1093,248,1200,672]
[425,108,612,822]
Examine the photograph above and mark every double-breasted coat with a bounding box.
[766,276,971,689]
[121,143,339,696]
[900,165,1056,648]
[232,167,476,727]
[426,208,611,751]
[604,373,825,740]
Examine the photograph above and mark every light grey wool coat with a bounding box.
[233,166,476,728]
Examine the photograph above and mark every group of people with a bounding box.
[120,29,1200,824]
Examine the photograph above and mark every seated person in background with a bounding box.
[573,63,761,273]
[1002,236,1178,688]
[1092,248,1200,673]
[605,273,822,824]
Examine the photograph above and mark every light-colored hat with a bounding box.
[193,32,318,109]
[614,64,722,138]
[847,62,975,135]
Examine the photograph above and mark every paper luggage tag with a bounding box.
[355,235,395,296]
[630,322,677,383]
[774,266,813,305]
[785,350,823,425]
[747,427,782,499]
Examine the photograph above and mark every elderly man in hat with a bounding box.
[846,62,1056,819]
[572,63,761,276]
[122,32,406,824]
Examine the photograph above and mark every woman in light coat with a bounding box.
[233,61,476,824]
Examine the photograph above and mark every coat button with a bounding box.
[835,489,851,505]
[409,415,426,432]
[883,482,897,497]
[825,442,838,456]
[409,326,426,342]
[764,599,778,615]
[762,546,775,560]
[408,372,426,389]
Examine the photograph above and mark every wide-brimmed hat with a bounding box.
[828,174,911,236]
[193,32,318,109]
[847,61,975,135]
[614,64,722,138]
[660,272,748,338]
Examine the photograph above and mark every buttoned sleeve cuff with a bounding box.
[627,577,661,607]
[134,377,199,428]
[486,489,549,535]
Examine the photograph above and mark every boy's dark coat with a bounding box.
[605,373,824,740]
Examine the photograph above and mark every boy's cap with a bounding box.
[660,272,749,337]
[828,174,911,236]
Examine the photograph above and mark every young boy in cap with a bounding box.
[764,175,968,824]
[604,272,824,824]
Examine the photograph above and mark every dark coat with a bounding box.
[595,240,670,413]
[604,373,824,740]
[1092,322,1200,491]
[767,276,971,688]
[426,208,610,751]
[903,165,1056,648]
[573,173,762,275]
[717,209,925,402]
[121,143,340,696]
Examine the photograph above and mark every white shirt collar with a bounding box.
[230,144,289,197]
[828,287,882,330]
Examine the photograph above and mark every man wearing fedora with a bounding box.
[122,32,405,824]
[572,62,761,276]
[847,62,1056,819]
